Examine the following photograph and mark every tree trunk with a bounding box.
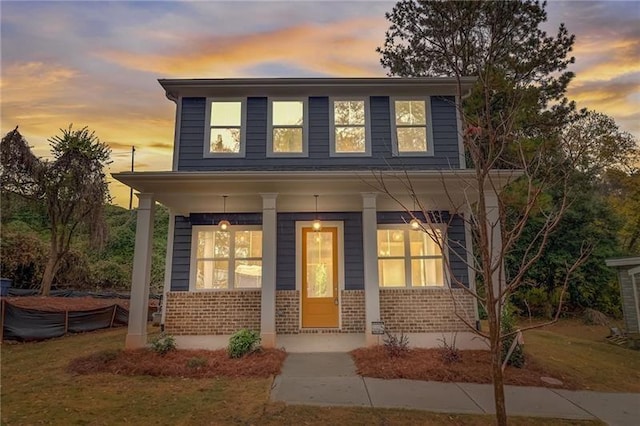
[488,299,507,425]
[41,245,60,296]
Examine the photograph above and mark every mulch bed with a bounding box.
[3,296,158,312]
[68,348,287,379]
[351,346,579,389]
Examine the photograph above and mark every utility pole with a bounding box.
[128,146,135,210]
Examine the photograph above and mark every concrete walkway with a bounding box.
[271,353,640,426]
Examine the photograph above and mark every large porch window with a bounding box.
[377,226,445,287]
[192,226,262,290]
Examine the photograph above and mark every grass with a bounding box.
[1,326,603,425]
[523,319,640,392]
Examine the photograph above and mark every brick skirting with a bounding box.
[164,290,261,335]
[380,288,476,333]
[276,290,299,333]
[164,288,472,336]
[341,290,365,332]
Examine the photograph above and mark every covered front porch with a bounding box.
[113,169,515,350]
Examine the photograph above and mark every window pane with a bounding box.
[411,258,443,287]
[273,101,303,125]
[335,126,366,153]
[410,230,442,256]
[395,100,426,125]
[210,128,240,153]
[334,100,365,125]
[214,231,230,258]
[196,260,229,289]
[397,127,427,152]
[378,259,406,287]
[197,231,213,258]
[235,231,262,258]
[273,127,303,153]
[377,230,405,257]
[211,102,241,126]
[306,231,334,298]
[235,260,262,288]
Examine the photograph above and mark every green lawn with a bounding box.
[1,325,606,425]
[523,319,640,392]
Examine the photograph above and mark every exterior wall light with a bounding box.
[219,195,231,230]
[312,194,322,231]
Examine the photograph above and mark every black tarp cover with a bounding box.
[2,302,129,342]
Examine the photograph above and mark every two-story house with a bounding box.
[114,78,513,351]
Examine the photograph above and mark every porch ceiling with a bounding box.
[112,169,521,215]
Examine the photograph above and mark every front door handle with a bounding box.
[334,298,339,305]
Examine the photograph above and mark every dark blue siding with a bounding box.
[276,213,364,291]
[377,211,469,288]
[170,216,192,291]
[177,96,460,171]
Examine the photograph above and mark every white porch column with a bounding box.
[260,193,278,348]
[160,210,175,326]
[485,191,505,315]
[362,193,381,346]
[125,193,155,349]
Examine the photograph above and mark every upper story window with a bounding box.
[391,98,434,156]
[191,226,262,290]
[268,99,308,157]
[330,98,371,156]
[206,99,246,157]
[377,226,445,288]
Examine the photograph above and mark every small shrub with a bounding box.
[94,349,120,364]
[150,333,176,355]
[383,329,410,358]
[186,356,208,369]
[438,334,461,364]
[501,303,525,368]
[228,329,260,359]
[583,308,609,326]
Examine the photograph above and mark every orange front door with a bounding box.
[301,227,339,328]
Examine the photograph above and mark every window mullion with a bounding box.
[229,230,235,289]
[404,230,412,288]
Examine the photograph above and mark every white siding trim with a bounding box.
[172,97,182,171]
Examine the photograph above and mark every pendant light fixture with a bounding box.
[312,194,322,231]
[409,197,421,230]
[218,195,231,231]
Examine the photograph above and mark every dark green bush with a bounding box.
[150,333,176,355]
[227,329,260,358]
[501,303,525,368]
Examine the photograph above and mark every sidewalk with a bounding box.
[270,353,640,426]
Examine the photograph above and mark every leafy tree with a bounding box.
[602,169,640,254]
[378,1,581,423]
[1,126,111,295]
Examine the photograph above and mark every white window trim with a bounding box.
[295,221,345,329]
[203,98,247,158]
[390,97,435,157]
[189,225,263,291]
[377,224,449,288]
[267,97,309,158]
[329,97,372,157]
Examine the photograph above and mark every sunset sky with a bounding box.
[2,0,639,207]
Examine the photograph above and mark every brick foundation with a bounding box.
[380,288,475,333]
[164,290,261,335]
[276,290,300,333]
[341,290,365,332]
